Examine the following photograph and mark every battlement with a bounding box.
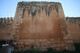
[66,17,80,26]
[14,2,64,24]
[0,17,14,26]
[18,1,61,7]
[17,2,62,16]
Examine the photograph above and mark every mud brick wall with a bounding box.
[0,17,14,40]
[0,2,80,51]
[66,17,80,43]
[12,2,75,51]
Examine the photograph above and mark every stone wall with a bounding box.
[1,1,80,51]
[0,17,14,40]
[66,17,80,43]
[0,17,80,45]
[12,2,75,51]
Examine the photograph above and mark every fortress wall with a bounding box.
[1,2,80,51]
[18,3,64,40]
[0,17,14,40]
[12,2,75,51]
[0,17,80,43]
[66,17,80,43]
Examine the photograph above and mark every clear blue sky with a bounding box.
[0,0,80,18]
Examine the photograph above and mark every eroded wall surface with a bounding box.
[12,2,75,51]
[0,17,14,40]
[66,17,80,43]
[0,17,80,44]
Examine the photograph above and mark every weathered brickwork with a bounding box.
[0,17,80,46]
[1,1,80,51]
[0,17,14,40]
[11,2,75,51]
[66,17,80,43]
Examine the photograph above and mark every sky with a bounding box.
[0,0,80,18]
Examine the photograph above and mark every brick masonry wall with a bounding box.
[66,17,80,43]
[12,2,75,51]
[0,17,14,40]
[0,17,80,43]
[0,2,80,51]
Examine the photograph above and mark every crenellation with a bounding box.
[38,7,41,15]
[45,6,51,16]
[16,2,61,20]
[7,17,9,24]
[66,17,80,26]
[31,7,37,20]
[0,18,3,24]
[4,18,6,24]
[0,17,14,25]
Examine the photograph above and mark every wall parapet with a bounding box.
[66,17,80,26]
[0,17,14,26]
